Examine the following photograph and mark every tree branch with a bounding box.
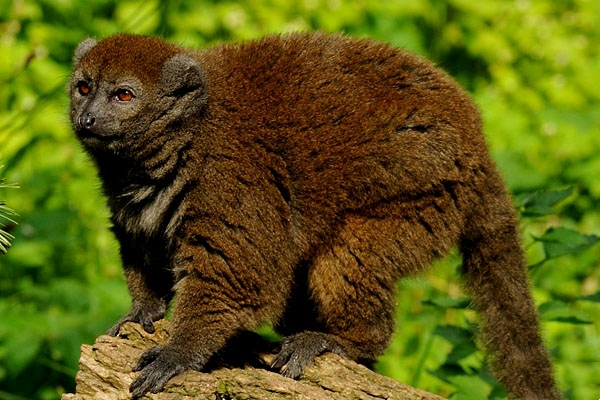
[62,320,445,400]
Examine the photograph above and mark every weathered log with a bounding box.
[62,320,444,400]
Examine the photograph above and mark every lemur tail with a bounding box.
[460,169,561,400]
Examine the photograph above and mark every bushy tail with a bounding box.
[460,171,561,400]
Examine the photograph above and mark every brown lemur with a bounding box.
[70,33,561,399]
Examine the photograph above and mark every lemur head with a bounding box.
[70,34,207,154]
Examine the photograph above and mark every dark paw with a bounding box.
[107,303,166,336]
[271,331,347,379]
[130,344,205,398]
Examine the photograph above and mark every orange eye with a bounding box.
[115,88,134,102]
[77,81,90,95]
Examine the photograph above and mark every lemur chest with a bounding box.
[113,176,188,241]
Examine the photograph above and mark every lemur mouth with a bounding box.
[77,128,120,141]
[76,128,121,149]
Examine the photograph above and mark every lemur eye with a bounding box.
[77,81,91,96]
[115,88,135,102]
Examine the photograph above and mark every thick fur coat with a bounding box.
[70,33,560,399]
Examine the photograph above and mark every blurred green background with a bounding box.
[1,0,599,399]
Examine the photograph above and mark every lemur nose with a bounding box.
[79,112,96,129]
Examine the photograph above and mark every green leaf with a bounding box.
[1,330,43,376]
[428,362,466,383]
[516,187,573,217]
[538,301,593,325]
[579,292,600,303]
[446,341,478,364]
[449,375,489,400]
[423,296,471,310]
[433,325,474,345]
[534,227,600,259]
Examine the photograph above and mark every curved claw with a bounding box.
[107,314,155,337]
[133,345,163,372]
[271,331,347,379]
[107,303,165,336]
[130,344,206,399]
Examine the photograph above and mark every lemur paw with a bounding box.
[107,302,166,336]
[271,331,347,379]
[130,344,205,398]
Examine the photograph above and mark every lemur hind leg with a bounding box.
[274,194,461,377]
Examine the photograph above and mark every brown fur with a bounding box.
[70,32,560,399]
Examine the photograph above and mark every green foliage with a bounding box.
[0,165,18,254]
[534,227,599,261]
[390,186,600,399]
[516,187,574,218]
[1,1,599,399]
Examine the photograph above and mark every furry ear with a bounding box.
[73,38,98,64]
[159,54,205,96]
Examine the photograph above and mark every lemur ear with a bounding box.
[159,54,205,96]
[73,38,98,64]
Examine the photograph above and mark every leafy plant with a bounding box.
[404,187,600,399]
[0,164,17,254]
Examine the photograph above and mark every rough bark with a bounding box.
[62,320,444,400]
